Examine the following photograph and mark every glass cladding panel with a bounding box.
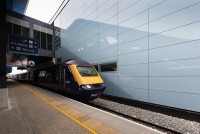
[119,77,148,89]
[98,0,107,7]
[54,25,61,50]
[54,0,200,112]
[98,0,117,16]
[13,24,21,36]
[99,16,117,33]
[102,76,118,96]
[60,1,74,29]
[149,90,200,112]
[118,51,148,65]
[81,53,98,63]
[149,40,200,62]
[149,0,200,21]
[99,26,117,50]
[85,35,98,50]
[98,4,117,23]
[118,11,148,30]
[118,37,148,55]
[149,58,200,76]
[149,2,200,35]
[119,87,149,102]
[118,25,148,45]
[149,77,200,94]
[119,64,148,77]
[118,0,140,13]
[99,46,117,59]
[73,1,84,19]
[85,1,97,18]
[118,0,147,23]
[84,21,98,37]
[118,0,165,23]
[149,22,200,49]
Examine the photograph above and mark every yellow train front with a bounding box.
[33,60,106,101]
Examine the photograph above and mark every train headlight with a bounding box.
[81,85,91,89]
[81,85,87,89]
[86,85,91,88]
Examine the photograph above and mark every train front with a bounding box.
[70,64,106,100]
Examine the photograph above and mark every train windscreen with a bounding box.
[77,66,98,76]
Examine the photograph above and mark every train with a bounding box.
[12,59,106,101]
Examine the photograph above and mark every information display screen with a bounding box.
[8,35,39,56]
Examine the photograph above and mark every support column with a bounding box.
[0,0,8,111]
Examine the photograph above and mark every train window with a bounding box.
[100,62,117,72]
[77,66,98,76]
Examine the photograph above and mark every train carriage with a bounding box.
[14,60,106,100]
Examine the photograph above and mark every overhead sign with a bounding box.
[8,35,39,56]
[28,61,35,67]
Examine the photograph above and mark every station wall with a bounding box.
[54,0,200,112]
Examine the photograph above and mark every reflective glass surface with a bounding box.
[54,0,200,112]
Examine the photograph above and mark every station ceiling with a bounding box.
[6,0,29,14]
[6,0,53,70]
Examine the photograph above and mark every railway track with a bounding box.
[85,100,181,134]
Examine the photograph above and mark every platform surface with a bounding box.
[0,80,164,134]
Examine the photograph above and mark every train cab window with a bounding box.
[100,62,117,72]
[77,66,98,76]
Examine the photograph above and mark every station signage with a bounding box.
[8,35,39,56]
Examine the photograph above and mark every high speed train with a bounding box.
[13,60,106,100]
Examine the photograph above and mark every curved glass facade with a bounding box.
[54,0,200,112]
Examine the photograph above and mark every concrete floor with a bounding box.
[0,80,164,134]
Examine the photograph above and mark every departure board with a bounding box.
[8,35,39,56]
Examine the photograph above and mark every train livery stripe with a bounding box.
[21,84,98,134]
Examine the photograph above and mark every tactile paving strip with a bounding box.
[3,81,90,134]
[22,84,122,134]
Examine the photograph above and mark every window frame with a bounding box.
[76,66,98,77]
[99,62,117,72]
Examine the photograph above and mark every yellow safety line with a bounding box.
[21,84,98,134]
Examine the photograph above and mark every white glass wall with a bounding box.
[54,0,200,112]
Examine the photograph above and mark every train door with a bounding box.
[60,68,65,89]
[60,66,72,91]
[65,66,71,90]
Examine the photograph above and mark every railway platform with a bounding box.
[0,80,163,134]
